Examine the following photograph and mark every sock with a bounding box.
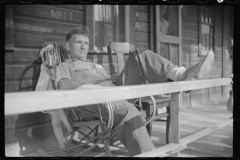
[167,67,186,81]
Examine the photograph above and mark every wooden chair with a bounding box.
[107,42,171,143]
[36,43,116,157]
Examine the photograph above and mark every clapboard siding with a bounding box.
[13,5,85,23]
[133,5,150,50]
[182,30,198,40]
[134,32,149,42]
[5,5,86,145]
[5,49,40,63]
[14,16,81,35]
[182,5,222,106]
[182,5,198,16]
[182,21,198,32]
[14,32,66,48]
[5,79,38,93]
[5,64,40,80]
[134,42,149,50]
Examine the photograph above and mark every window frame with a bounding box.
[86,5,130,53]
[198,6,215,57]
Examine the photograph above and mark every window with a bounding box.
[199,6,214,56]
[156,5,181,66]
[94,5,125,52]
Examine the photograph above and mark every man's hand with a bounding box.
[111,73,119,84]
[76,84,108,89]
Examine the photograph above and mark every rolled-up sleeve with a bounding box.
[55,63,72,88]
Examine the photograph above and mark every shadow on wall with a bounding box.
[14,51,52,156]
[18,60,40,92]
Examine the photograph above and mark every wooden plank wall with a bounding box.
[5,5,86,144]
[181,5,200,107]
[181,6,232,106]
[133,5,150,49]
[222,6,233,97]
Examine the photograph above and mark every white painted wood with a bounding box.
[134,143,187,157]
[180,118,233,145]
[169,92,181,156]
[109,42,135,73]
[169,92,181,144]
[5,78,232,115]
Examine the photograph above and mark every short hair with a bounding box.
[66,26,89,42]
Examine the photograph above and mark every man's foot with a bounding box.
[178,51,214,81]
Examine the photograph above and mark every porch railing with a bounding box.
[4,78,233,157]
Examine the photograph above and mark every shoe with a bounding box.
[178,50,214,81]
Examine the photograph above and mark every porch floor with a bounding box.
[5,98,233,157]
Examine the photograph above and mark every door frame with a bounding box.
[150,5,182,66]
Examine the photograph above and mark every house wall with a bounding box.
[132,5,150,49]
[181,5,233,106]
[5,5,86,144]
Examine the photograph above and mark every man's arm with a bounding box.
[57,79,108,90]
[57,79,86,90]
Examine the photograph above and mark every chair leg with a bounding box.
[105,134,114,157]
[146,103,152,136]
[93,126,101,151]
[166,107,170,144]
[61,130,76,157]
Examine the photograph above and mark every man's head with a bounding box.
[66,26,90,60]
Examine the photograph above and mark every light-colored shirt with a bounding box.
[55,59,112,88]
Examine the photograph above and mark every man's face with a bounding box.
[66,34,89,60]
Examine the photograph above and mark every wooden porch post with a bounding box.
[169,92,181,156]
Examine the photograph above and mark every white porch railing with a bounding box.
[5,78,231,116]
[4,78,233,157]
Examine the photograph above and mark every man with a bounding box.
[55,26,214,156]
[227,38,233,111]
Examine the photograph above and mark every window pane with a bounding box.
[94,5,125,51]
[105,5,113,23]
[205,8,208,23]
[160,43,169,60]
[206,24,209,35]
[105,24,114,46]
[95,5,104,22]
[95,21,105,47]
[170,44,179,65]
[208,38,212,50]
[200,6,214,55]
[115,5,119,24]
[202,38,205,50]
[159,5,178,36]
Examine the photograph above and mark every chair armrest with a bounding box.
[140,97,171,105]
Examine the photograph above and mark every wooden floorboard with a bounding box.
[5,99,233,157]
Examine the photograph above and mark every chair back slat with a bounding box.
[40,44,68,80]
[108,42,135,74]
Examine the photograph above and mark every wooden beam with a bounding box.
[134,143,187,157]
[169,92,181,156]
[5,78,232,115]
[125,5,130,43]
[180,118,233,145]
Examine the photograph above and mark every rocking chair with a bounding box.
[36,43,157,157]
